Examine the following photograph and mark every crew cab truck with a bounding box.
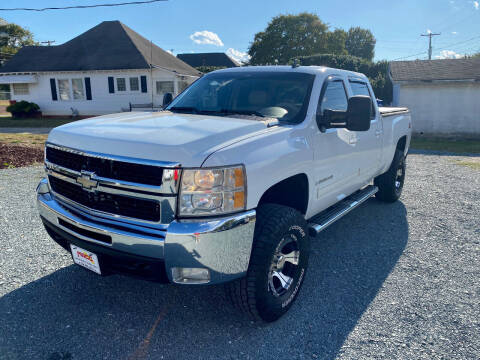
[37,66,411,322]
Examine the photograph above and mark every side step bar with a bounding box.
[308,185,378,237]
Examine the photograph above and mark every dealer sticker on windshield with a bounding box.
[70,244,101,275]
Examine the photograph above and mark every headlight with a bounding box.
[178,165,246,217]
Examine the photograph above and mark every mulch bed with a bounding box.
[0,142,44,169]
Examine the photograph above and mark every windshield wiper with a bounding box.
[168,106,200,114]
[217,109,266,118]
[169,107,266,118]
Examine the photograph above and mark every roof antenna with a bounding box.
[292,58,300,68]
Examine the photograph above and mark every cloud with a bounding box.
[474,1,479,10]
[190,31,224,46]
[226,48,251,64]
[451,31,458,34]
[436,50,463,59]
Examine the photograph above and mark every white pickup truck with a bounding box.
[37,66,411,321]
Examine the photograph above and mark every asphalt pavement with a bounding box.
[0,153,478,360]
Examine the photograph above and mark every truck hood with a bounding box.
[47,111,278,167]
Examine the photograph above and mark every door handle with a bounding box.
[375,130,383,136]
[349,136,357,144]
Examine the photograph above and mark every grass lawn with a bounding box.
[453,158,480,170]
[0,117,75,128]
[0,133,48,145]
[410,137,480,154]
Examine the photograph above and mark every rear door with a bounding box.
[347,79,383,182]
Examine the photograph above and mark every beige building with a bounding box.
[389,58,480,136]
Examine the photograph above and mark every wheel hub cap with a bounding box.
[268,235,300,297]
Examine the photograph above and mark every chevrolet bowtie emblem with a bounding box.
[76,171,98,191]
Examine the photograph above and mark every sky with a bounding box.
[1,0,480,63]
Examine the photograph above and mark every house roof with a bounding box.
[390,58,480,82]
[176,52,241,68]
[0,21,201,76]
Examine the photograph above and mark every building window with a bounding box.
[72,78,85,100]
[58,79,71,101]
[117,78,126,91]
[156,81,174,95]
[12,83,29,95]
[178,81,190,93]
[129,77,139,91]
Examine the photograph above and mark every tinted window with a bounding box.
[318,80,348,115]
[349,81,375,119]
[167,72,315,124]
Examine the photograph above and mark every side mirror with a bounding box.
[346,95,371,131]
[163,93,173,107]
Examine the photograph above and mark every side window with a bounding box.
[317,79,348,116]
[349,81,376,119]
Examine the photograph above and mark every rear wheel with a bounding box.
[374,148,406,202]
[225,204,310,322]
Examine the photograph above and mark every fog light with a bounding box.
[172,267,210,284]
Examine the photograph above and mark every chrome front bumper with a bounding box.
[37,178,256,284]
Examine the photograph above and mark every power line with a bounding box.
[0,0,167,12]
[392,34,480,61]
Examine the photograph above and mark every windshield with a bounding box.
[167,71,315,124]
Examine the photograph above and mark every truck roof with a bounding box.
[212,65,368,80]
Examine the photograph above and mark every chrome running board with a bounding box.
[308,185,378,237]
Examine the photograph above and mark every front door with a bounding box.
[310,76,360,216]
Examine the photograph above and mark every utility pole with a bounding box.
[421,32,440,60]
[41,40,56,46]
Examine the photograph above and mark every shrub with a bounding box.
[6,100,40,118]
[297,54,393,104]
[195,66,227,74]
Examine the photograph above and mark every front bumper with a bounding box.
[37,178,256,284]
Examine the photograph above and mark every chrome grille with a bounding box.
[44,143,179,224]
[49,175,161,222]
[46,146,164,186]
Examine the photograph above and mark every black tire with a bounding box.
[374,148,406,203]
[225,204,310,322]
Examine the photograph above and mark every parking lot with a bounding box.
[0,153,479,360]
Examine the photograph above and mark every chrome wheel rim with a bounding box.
[268,235,300,297]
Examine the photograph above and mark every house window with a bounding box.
[117,78,126,91]
[58,79,71,101]
[178,81,190,93]
[12,83,29,95]
[72,78,85,100]
[129,77,139,91]
[156,81,174,95]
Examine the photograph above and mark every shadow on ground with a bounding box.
[0,199,408,360]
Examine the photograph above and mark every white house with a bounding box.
[389,58,480,136]
[0,21,201,116]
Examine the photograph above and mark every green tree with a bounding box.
[248,13,330,65]
[0,19,36,55]
[299,54,392,103]
[326,29,348,55]
[345,27,376,61]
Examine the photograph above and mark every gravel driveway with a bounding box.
[0,153,479,360]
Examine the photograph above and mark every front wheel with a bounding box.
[374,149,406,202]
[225,204,310,322]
